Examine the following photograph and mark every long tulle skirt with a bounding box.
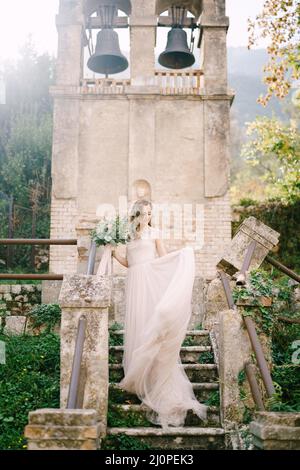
[117,246,208,429]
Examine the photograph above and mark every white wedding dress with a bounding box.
[117,225,208,429]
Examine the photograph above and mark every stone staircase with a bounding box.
[101,328,227,450]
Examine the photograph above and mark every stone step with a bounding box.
[109,345,213,364]
[109,363,218,383]
[109,382,219,405]
[108,403,221,428]
[109,329,211,347]
[102,426,226,450]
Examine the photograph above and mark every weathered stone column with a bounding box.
[59,274,112,435]
[48,0,84,276]
[199,0,231,198]
[218,309,252,425]
[199,0,229,95]
[130,1,156,84]
[55,0,83,86]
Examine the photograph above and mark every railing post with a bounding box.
[59,274,112,436]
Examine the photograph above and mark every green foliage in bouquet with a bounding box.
[90,214,130,247]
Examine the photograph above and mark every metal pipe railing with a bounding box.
[265,255,300,284]
[0,238,77,280]
[67,316,87,409]
[0,238,77,245]
[0,273,63,280]
[245,362,265,410]
[86,240,97,275]
[219,271,235,309]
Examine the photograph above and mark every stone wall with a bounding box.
[49,198,78,275]
[0,284,42,334]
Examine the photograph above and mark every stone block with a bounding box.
[11,285,22,294]
[41,280,63,304]
[0,285,11,294]
[28,409,98,426]
[3,293,12,301]
[25,408,100,451]
[21,285,35,293]
[58,274,112,308]
[217,217,280,275]
[4,316,26,335]
[250,412,300,450]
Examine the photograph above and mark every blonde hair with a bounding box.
[128,199,152,241]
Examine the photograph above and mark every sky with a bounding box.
[0,0,267,62]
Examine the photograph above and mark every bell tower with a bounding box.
[49,0,233,280]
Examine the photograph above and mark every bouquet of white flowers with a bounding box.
[90,214,130,276]
[90,214,129,247]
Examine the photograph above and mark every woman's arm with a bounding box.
[112,246,128,268]
[155,238,168,257]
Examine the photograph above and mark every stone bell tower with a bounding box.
[49,0,233,281]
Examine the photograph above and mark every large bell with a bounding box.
[87,28,128,75]
[158,27,195,69]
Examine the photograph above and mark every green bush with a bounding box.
[0,332,60,450]
[27,303,61,334]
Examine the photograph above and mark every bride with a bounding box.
[111,199,208,429]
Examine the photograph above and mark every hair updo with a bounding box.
[128,199,152,241]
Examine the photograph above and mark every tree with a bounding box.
[248,0,300,106]
[0,38,55,268]
[241,115,300,202]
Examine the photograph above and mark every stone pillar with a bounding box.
[58,274,112,435]
[56,0,83,86]
[217,216,280,275]
[199,0,229,94]
[48,1,84,276]
[199,0,231,198]
[25,409,100,450]
[218,309,252,426]
[130,1,156,84]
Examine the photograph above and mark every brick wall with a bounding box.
[49,198,78,274]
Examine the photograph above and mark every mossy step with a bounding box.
[109,330,211,346]
[109,382,219,405]
[109,345,213,364]
[108,403,221,428]
[109,363,218,383]
[102,426,225,450]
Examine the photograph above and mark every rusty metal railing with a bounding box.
[0,238,77,280]
[265,255,300,283]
